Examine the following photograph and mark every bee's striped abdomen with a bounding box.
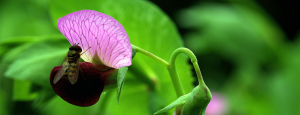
[68,62,78,76]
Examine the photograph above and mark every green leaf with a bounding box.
[117,66,128,104]
[48,0,194,115]
[4,40,70,88]
[41,95,102,115]
[117,46,137,104]
[13,80,38,101]
[149,92,169,115]
[155,94,190,114]
[0,0,59,39]
[0,63,13,115]
[0,89,11,115]
[104,81,152,115]
[0,34,65,45]
[0,35,65,63]
[1,43,35,63]
[32,87,56,108]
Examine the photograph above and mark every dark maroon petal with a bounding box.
[50,62,106,107]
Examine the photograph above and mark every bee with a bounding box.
[53,43,86,84]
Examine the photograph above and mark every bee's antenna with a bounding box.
[80,46,91,56]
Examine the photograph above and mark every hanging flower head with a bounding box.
[50,10,132,106]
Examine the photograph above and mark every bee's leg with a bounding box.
[63,72,68,80]
[79,67,87,81]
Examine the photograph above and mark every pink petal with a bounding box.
[206,92,227,115]
[58,10,132,69]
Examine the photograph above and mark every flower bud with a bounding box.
[155,85,212,115]
[180,85,212,115]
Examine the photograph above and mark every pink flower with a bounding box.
[50,10,131,106]
[58,10,132,69]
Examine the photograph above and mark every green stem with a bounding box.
[167,63,185,97]
[132,45,169,67]
[132,45,184,97]
[132,45,205,98]
[169,48,205,90]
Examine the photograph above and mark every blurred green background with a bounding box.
[1,0,300,115]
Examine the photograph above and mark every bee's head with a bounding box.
[69,44,82,52]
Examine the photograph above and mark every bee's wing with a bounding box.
[68,60,80,84]
[53,57,69,84]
